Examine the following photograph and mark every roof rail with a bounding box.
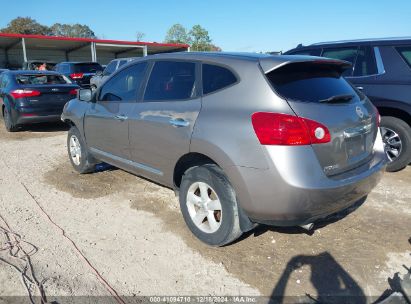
[311,37,411,46]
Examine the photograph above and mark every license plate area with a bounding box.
[345,134,366,157]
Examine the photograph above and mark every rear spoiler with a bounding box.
[259,56,352,74]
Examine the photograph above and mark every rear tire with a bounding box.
[380,116,411,172]
[67,126,96,174]
[3,107,18,132]
[179,164,242,246]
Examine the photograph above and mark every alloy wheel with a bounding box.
[380,127,402,162]
[69,135,82,166]
[186,182,222,233]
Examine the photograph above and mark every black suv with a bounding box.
[54,62,103,88]
[285,38,411,172]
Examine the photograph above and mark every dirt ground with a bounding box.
[0,122,410,303]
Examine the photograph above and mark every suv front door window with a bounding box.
[84,62,147,160]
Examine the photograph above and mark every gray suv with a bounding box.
[61,52,386,246]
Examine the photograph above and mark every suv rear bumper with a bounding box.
[226,134,387,226]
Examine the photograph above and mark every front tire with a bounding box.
[179,164,242,246]
[67,126,96,174]
[380,116,411,172]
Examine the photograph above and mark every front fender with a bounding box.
[61,99,90,139]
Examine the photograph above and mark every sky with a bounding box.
[1,0,411,52]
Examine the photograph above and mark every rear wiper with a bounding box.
[319,94,354,103]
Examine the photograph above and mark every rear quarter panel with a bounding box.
[190,58,294,170]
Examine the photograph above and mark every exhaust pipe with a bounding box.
[300,223,314,231]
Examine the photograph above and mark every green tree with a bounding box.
[164,24,190,44]
[0,17,50,35]
[50,23,96,38]
[189,25,212,51]
[207,44,222,52]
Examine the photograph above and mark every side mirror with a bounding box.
[96,70,103,76]
[78,88,93,102]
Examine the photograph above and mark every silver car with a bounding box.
[61,52,386,246]
[90,57,136,89]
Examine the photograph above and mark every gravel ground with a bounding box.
[0,122,410,303]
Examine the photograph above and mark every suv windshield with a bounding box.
[16,74,68,85]
[74,63,103,73]
[266,62,360,103]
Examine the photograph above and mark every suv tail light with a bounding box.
[69,89,78,95]
[251,112,331,145]
[10,89,41,99]
[70,73,84,79]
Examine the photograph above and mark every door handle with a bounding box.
[356,86,364,91]
[114,114,128,121]
[169,118,190,127]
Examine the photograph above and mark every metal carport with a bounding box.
[0,33,190,69]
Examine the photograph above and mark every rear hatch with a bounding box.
[14,74,78,112]
[264,59,379,176]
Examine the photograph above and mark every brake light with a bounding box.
[70,73,84,79]
[69,89,78,96]
[251,112,331,145]
[10,89,41,99]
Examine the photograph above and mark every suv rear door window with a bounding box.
[322,47,358,76]
[266,62,360,103]
[396,46,411,68]
[202,64,237,94]
[144,61,196,101]
[99,62,147,102]
[74,63,103,73]
[353,46,378,76]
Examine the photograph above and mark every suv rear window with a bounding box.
[15,74,68,85]
[202,64,237,95]
[396,46,411,68]
[74,63,103,73]
[266,62,360,103]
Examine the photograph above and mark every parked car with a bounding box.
[61,53,386,246]
[54,62,103,88]
[90,58,136,89]
[0,70,79,131]
[285,38,411,172]
[22,60,56,71]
